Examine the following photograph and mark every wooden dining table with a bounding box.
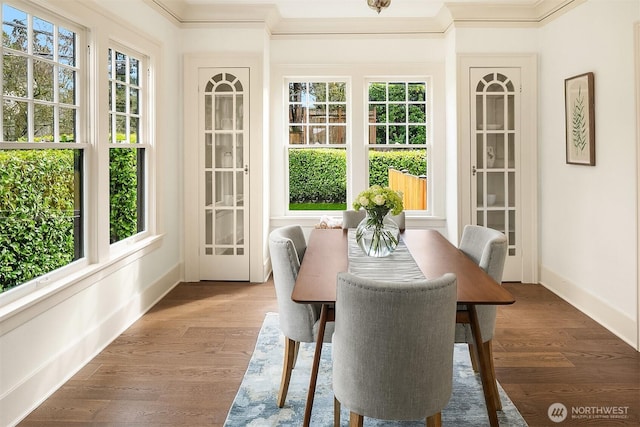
[291,228,515,427]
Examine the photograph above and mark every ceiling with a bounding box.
[145,0,582,33]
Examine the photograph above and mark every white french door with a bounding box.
[198,67,249,280]
[470,68,522,281]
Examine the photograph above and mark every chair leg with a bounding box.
[426,412,442,427]
[468,342,479,372]
[292,340,300,368]
[334,396,341,427]
[277,337,297,407]
[349,412,364,427]
[484,339,502,410]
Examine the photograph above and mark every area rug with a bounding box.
[224,313,528,426]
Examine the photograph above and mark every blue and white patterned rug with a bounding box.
[224,313,528,426]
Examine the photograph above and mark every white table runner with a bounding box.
[347,230,426,282]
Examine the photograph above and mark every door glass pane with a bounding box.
[205,94,212,130]
[508,172,516,207]
[487,172,504,207]
[476,134,484,168]
[236,171,244,206]
[476,171,484,206]
[488,210,505,234]
[215,134,233,168]
[488,134,503,169]
[205,134,212,168]
[236,210,244,244]
[216,171,233,206]
[236,94,243,129]
[215,210,233,245]
[507,95,515,130]
[236,134,243,168]
[205,171,212,206]
[508,134,515,168]
[205,209,212,245]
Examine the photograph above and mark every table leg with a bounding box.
[468,305,500,427]
[303,303,328,427]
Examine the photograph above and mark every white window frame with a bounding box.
[364,76,433,216]
[0,0,160,312]
[276,64,445,224]
[284,77,349,215]
[107,43,152,251]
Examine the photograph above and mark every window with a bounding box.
[287,80,347,211]
[0,1,156,300]
[108,47,146,244]
[0,3,83,293]
[367,80,429,210]
[284,76,430,214]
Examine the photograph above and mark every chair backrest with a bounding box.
[342,209,406,232]
[458,225,508,342]
[459,225,507,284]
[333,272,457,421]
[390,211,406,232]
[268,225,319,343]
[341,210,366,228]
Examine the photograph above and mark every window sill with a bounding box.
[271,214,446,230]
[0,234,164,335]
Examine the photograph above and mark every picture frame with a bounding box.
[565,72,595,165]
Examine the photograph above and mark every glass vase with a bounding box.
[355,212,400,257]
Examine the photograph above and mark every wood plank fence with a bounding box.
[388,168,427,210]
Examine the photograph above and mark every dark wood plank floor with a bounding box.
[18,281,640,426]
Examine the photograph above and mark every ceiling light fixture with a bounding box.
[367,0,391,14]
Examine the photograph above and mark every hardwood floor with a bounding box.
[18,281,639,426]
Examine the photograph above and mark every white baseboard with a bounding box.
[539,266,638,350]
[2,264,182,427]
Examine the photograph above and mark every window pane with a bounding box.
[2,5,27,52]
[3,53,27,97]
[33,17,54,60]
[109,147,144,243]
[59,107,75,142]
[369,147,427,210]
[33,60,54,101]
[58,27,75,66]
[288,147,346,211]
[0,149,82,292]
[130,57,139,85]
[3,99,28,141]
[34,103,54,141]
[108,48,146,243]
[59,67,75,105]
[115,51,126,82]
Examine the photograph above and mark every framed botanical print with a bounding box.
[565,72,595,165]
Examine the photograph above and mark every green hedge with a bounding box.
[0,144,139,293]
[289,148,347,203]
[0,150,76,292]
[289,148,426,204]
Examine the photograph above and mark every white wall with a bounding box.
[538,0,639,348]
[0,1,183,425]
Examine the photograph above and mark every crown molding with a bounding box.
[145,0,585,34]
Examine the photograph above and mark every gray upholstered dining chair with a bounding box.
[342,209,406,231]
[268,225,334,408]
[341,209,365,228]
[456,224,508,410]
[332,272,457,427]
